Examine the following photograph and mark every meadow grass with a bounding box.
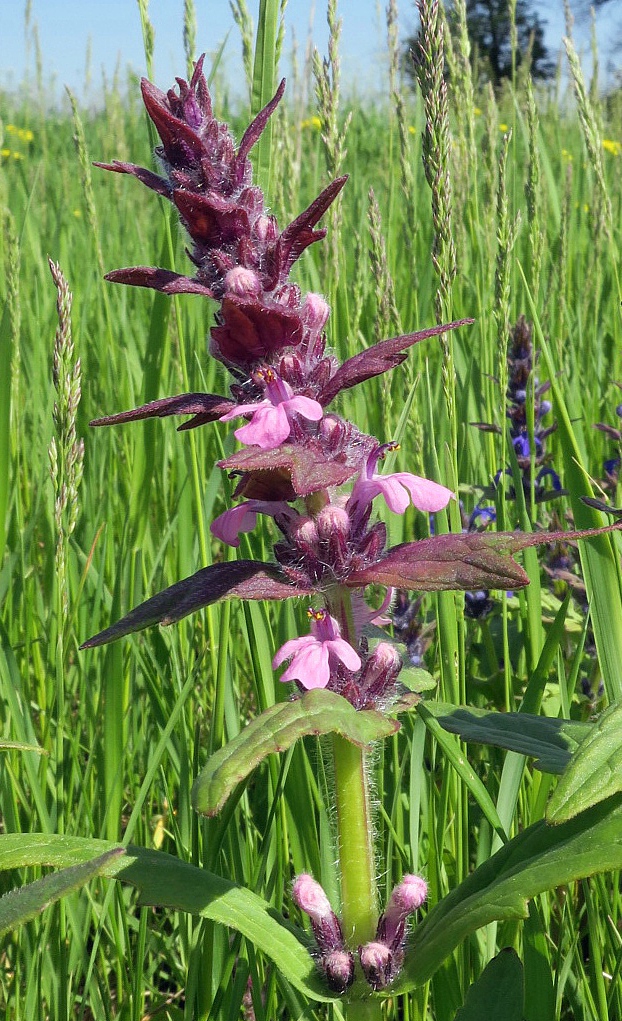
[1,2,622,1018]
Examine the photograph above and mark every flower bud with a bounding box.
[292,873,345,955]
[253,214,277,243]
[358,941,393,991]
[359,642,402,701]
[319,414,345,448]
[224,266,261,297]
[315,505,351,542]
[380,874,427,948]
[323,949,355,994]
[302,292,330,331]
[290,515,319,550]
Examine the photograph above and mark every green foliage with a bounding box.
[192,690,398,816]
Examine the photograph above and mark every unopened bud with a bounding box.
[380,874,427,947]
[315,505,351,541]
[358,941,393,991]
[224,266,261,297]
[292,873,332,920]
[292,873,344,953]
[253,214,277,243]
[302,292,330,331]
[360,642,402,701]
[319,414,345,448]
[323,949,355,993]
[290,516,319,549]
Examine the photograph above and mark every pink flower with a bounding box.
[210,499,292,547]
[347,443,453,524]
[272,609,361,690]
[219,367,323,450]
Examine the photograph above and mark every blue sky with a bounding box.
[1,1,620,103]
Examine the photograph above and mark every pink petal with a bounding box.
[272,635,316,669]
[390,473,454,512]
[280,643,331,689]
[373,476,412,514]
[284,396,324,422]
[328,637,362,672]
[235,404,291,449]
[219,399,270,423]
[210,504,259,547]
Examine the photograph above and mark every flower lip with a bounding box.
[219,367,324,451]
[272,608,361,690]
[346,441,454,525]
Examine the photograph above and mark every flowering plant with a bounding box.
[70,59,620,1016]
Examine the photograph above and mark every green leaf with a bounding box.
[400,666,437,694]
[0,834,331,1003]
[0,848,124,938]
[192,690,398,816]
[454,949,524,1021]
[392,793,622,992]
[427,702,591,774]
[547,700,622,823]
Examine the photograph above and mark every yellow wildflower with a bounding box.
[408,125,416,135]
[474,106,482,116]
[499,123,509,132]
[5,124,16,134]
[17,127,34,143]
[300,115,322,131]
[1,147,11,158]
[602,139,621,157]
[73,209,82,218]
[561,148,573,161]
[11,151,24,160]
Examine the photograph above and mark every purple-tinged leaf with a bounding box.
[210,296,304,366]
[193,689,398,816]
[581,496,622,519]
[276,177,348,278]
[220,437,371,498]
[347,526,622,592]
[173,188,250,246]
[236,79,286,167]
[105,267,214,296]
[471,421,503,434]
[93,160,172,198]
[594,423,622,441]
[319,319,474,406]
[81,561,308,649]
[141,78,206,160]
[89,392,235,430]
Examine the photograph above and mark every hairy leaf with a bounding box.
[105,266,214,295]
[90,391,235,429]
[220,429,375,496]
[349,526,622,591]
[0,848,124,938]
[320,319,474,406]
[81,561,305,649]
[192,689,398,816]
[0,834,330,1002]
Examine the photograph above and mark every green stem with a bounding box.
[332,734,378,946]
[332,733,382,1021]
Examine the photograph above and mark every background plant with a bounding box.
[1,1,622,1019]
